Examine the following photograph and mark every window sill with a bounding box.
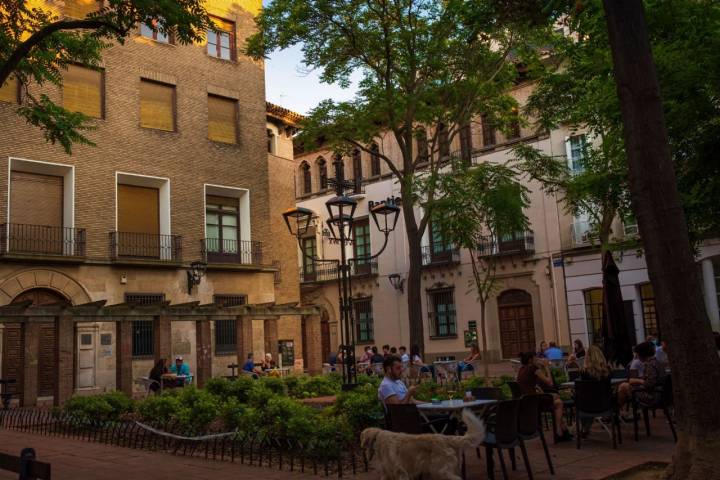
[206,54,238,64]
[140,125,177,133]
[209,138,239,146]
[215,350,237,357]
[429,335,458,340]
[138,35,177,47]
[132,355,155,360]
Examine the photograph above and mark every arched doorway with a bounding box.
[2,289,70,398]
[320,309,331,364]
[497,289,536,359]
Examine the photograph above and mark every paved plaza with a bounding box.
[0,415,674,480]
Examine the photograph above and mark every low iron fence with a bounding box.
[0,409,368,477]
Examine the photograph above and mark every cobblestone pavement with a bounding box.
[0,414,674,479]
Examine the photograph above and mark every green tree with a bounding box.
[433,159,528,377]
[0,0,212,153]
[247,0,550,354]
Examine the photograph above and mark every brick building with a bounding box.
[0,0,319,406]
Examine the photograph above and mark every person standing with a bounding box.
[382,344,391,358]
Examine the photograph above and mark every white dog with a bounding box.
[360,408,485,480]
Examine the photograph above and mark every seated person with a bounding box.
[517,351,573,442]
[370,346,385,365]
[398,346,410,364]
[358,346,373,364]
[618,341,664,408]
[537,341,548,358]
[458,344,481,373]
[577,345,610,436]
[410,345,434,376]
[148,358,167,393]
[242,353,262,376]
[262,353,276,370]
[544,342,564,361]
[573,339,587,360]
[169,356,191,385]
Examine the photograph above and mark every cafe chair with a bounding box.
[574,379,622,450]
[472,387,504,401]
[632,374,677,442]
[137,377,160,398]
[384,404,451,434]
[506,381,523,400]
[481,399,529,480]
[517,394,554,477]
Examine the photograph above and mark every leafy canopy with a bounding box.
[0,0,212,153]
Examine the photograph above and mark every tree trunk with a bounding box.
[603,2,720,478]
[480,298,490,379]
[401,183,426,357]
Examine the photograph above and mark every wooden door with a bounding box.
[1,324,23,396]
[497,290,536,359]
[77,331,96,388]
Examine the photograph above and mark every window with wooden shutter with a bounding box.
[208,95,237,143]
[140,79,175,131]
[10,171,63,227]
[64,0,100,18]
[481,114,496,147]
[0,75,18,103]
[117,184,159,234]
[63,64,103,118]
[207,17,236,61]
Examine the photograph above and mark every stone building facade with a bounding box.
[0,0,315,406]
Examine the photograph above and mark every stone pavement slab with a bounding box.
[0,415,675,479]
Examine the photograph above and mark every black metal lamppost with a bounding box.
[283,155,400,389]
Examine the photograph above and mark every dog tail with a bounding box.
[460,408,486,448]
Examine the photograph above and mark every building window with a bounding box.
[140,79,175,131]
[301,161,312,194]
[352,148,362,181]
[430,219,453,256]
[508,108,521,140]
[267,129,276,153]
[205,195,240,259]
[215,320,236,354]
[354,297,374,343]
[317,157,328,189]
[584,288,603,345]
[353,218,371,274]
[566,135,586,174]
[125,293,165,358]
[125,293,166,305]
[481,114,496,147]
[459,122,472,163]
[639,283,659,339]
[417,128,429,163]
[63,64,104,118]
[208,94,238,144]
[117,184,161,257]
[0,75,19,104]
[64,0,100,18]
[140,19,173,44]
[214,294,247,307]
[301,237,317,280]
[438,123,450,159]
[370,143,381,176]
[207,17,236,61]
[428,288,457,337]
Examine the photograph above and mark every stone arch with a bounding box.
[0,269,91,306]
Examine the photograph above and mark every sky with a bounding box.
[264,44,360,115]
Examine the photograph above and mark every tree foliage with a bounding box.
[247,0,553,352]
[0,0,212,153]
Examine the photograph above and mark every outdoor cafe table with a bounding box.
[417,399,497,433]
[559,377,626,389]
[160,374,191,392]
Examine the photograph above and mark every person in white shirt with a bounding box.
[378,355,418,405]
[398,346,410,364]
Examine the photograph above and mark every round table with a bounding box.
[417,399,497,433]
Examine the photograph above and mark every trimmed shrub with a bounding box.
[63,391,134,424]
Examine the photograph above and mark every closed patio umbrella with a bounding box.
[601,251,634,367]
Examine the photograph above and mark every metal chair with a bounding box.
[384,404,449,434]
[481,400,528,480]
[506,381,523,400]
[574,379,621,449]
[517,394,554,477]
[633,374,676,442]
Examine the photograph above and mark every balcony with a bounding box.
[570,221,595,247]
[421,245,461,267]
[110,232,182,262]
[0,223,85,258]
[201,238,263,265]
[300,259,378,283]
[477,231,535,257]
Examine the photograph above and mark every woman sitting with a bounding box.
[578,345,610,436]
[517,351,573,442]
[618,341,663,409]
[536,340,548,359]
[148,358,167,393]
[459,344,481,374]
[262,353,276,370]
[410,345,434,378]
[574,339,587,360]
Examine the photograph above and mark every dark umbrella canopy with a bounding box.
[601,251,634,366]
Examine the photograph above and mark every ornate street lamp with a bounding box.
[282,153,400,389]
[187,260,207,294]
[388,273,405,293]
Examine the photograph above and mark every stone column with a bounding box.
[116,321,133,396]
[701,259,720,331]
[21,322,40,407]
[264,318,279,360]
[236,315,254,363]
[304,314,322,375]
[153,315,172,362]
[195,318,212,387]
[54,315,75,406]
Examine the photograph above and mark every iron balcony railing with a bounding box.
[477,230,535,257]
[110,232,182,261]
[300,259,378,283]
[201,238,263,265]
[0,223,86,257]
[421,245,461,267]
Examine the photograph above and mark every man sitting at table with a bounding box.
[169,356,191,385]
[543,342,564,361]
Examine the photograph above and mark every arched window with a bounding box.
[352,148,362,181]
[267,128,275,153]
[301,161,312,194]
[317,157,328,190]
[370,143,381,176]
[583,288,604,345]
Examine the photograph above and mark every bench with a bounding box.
[0,448,51,479]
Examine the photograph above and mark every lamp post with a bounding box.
[283,155,400,389]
